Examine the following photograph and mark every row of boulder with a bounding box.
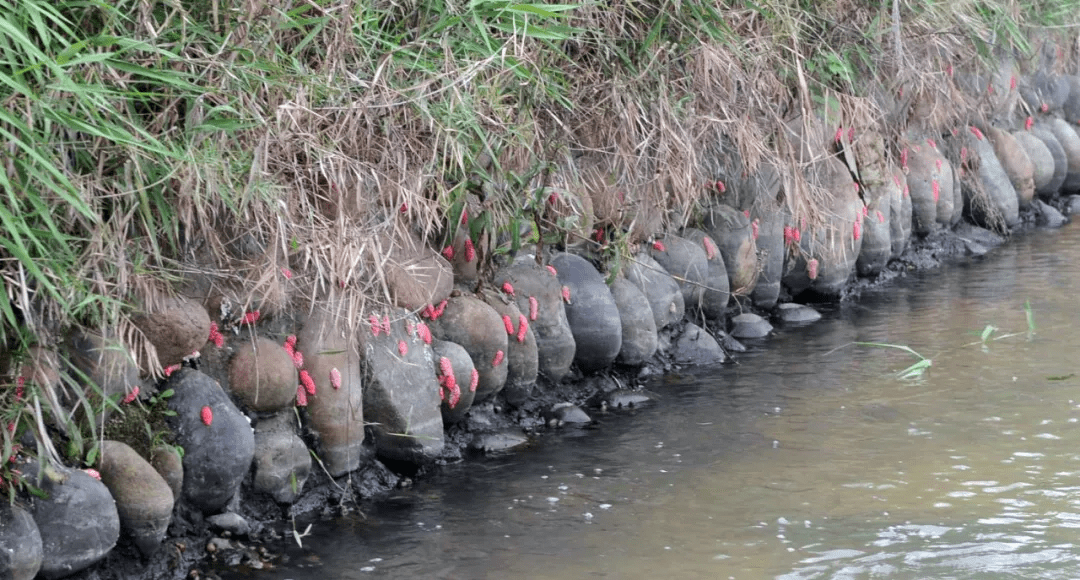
[4,70,1080,580]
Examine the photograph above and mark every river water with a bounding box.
[226,222,1080,580]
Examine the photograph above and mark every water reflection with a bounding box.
[223,223,1080,580]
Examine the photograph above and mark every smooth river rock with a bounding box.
[494,261,576,383]
[624,253,685,331]
[430,339,478,423]
[551,253,622,373]
[227,336,297,413]
[671,323,726,365]
[98,440,174,556]
[165,368,255,514]
[730,312,773,339]
[609,276,658,366]
[27,464,120,580]
[774,302,823,324]
[480,290,538,406]
[430,295,509,402]
[0,503,42,580]
[252,411,311,504]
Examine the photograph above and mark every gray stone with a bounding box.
[206,512,250,536]
[730,312,773,339]
[1047,118,1080,193]
[671,323,726,365]
[903,140,943,234]
[1012,130,1055,191]
[624,253,685,330]
[227,337,297,413]
[715,330,746,353]
[792,157,863,296]
[985,126,1035,209]
[1034,199,1068,228]
[361,308,444,465]
[547,403,591,426]
[0,503,42,580]
[1062,74,1080,124]
[252,412,311,504]
[748,210,784,309]
[98,440,174,556]
[148,445,183,507]
[27,464,119,580]
[165,368,255,514]
[494,261,576,383]
[967,133,1020,229]
[1066,195,1080,215]
[609,276,658,367]
[430,339,477,423]
[701,203,758,295]
[1031,127,1069,196]
[889,168,912,259]
[647,234,711,311]
[132,295,211,368]
[298,303,365,477]
[551,253,622,373]
[680,228,731,317]
[953,222,1006,251]
[384,235,453,311]
[479,290,537,407]
[857,188,891,277]
[604,389,655,410]
[468,431,530,454]
[774,302,822,324]
[430,295,509,401]
[64,330,139,423]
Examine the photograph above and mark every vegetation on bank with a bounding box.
[1,0,1079,497]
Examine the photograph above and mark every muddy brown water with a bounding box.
[223,223,1080,579]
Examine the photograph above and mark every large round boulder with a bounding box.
[888,167,912,259]
[550,253,622,373]
[165,368,255,514]
[0,503,42,580]
[1012,130,1055,191]
[902,139,946,234]
[747,208,784,309]
[701,203,758,296]
[132,295,211,368]
[1031,126,1068,196]
[97,440,174,556]
[986,126,1035,208]
[677,228,730,317]
[430,339,478,423]
[430,295,509,401]
[227,337,297,413]
[360,308,444,465]
[27,464,119,580]
[1047,118,1080,193]
[623,253,684,330]
[298,304,366,476]
[609,276,658,366]
[647,234,710,313]
[493,261,576,383]
[480,290,538,406]
[966,130,1020,229]
[252,411,311,504]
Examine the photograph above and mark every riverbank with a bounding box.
[4,3,1080,579]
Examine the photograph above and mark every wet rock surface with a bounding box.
[774,303,823,324]
[730,312,774,339]
[672,323,726,365]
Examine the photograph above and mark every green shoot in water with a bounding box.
[853,342,932,380]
